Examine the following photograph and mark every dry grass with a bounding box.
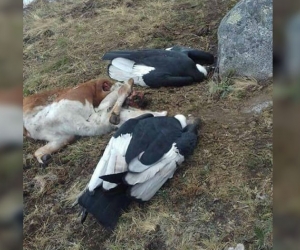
[23,0,272,249]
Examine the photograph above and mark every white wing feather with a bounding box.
[87,134,132,191]
[126,144,185,201]
[109,58,154,87]
[108,65,134,82]
[128,143,179,173]
[129,161,177,201]
[111,58,135,72]
[87,138,113,191]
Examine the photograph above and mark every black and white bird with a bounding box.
[76,114,201,230]
[102,46,214,88]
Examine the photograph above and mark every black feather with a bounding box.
[78,187,131,230]
[175,120,201,157]
[113,113,154,138]
[125,117,182,165]
[100,172,127,184]
[169,46,215,65]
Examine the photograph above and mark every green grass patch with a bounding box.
[42,56,71,73]
[56,37,69,48]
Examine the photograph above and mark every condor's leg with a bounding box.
[34,135,75,166]
[109,78,134,125]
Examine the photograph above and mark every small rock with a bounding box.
[43,29,55,37]
[196,26,210,36]
[124,0,133,7]
[221,165,227,170]
[228,243,245,250]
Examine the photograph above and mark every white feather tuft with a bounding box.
[196,64,207,76]
[174,114,187,128]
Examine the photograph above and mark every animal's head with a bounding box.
[124,90,148,109]
[92,79,114,107]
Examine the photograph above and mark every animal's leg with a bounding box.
[109,79,134,125]
[95,81,129,112]
[95,85,121,112]
[34,136,75,166]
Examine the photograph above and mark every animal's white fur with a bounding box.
[24,81,167,164]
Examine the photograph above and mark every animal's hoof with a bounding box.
[109,113,120,125]
[41,154,52,166]
[127,78,134,87]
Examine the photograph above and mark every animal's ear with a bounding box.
[95,79,113,92]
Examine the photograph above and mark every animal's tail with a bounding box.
[78,185,131,230]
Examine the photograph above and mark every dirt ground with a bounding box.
[23,0,273,249]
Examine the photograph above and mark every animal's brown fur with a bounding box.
[55,79,113,107]
[23,78,113,113]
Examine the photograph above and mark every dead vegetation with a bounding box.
[23,0,273,249]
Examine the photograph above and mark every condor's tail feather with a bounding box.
[166,46,215,65]
[78,186,131,230]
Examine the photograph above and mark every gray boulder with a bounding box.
[217,0,273,80]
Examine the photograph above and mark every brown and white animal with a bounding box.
[23,78,167,165]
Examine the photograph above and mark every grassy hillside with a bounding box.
[23,0,273,249]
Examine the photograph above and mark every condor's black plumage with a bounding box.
[76,114,201,230]
[166,45,215,65]
[102,46,214,88]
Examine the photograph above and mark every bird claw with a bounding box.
[75,205,88,224]
[80,208,88,224]
[71,199,78,208]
